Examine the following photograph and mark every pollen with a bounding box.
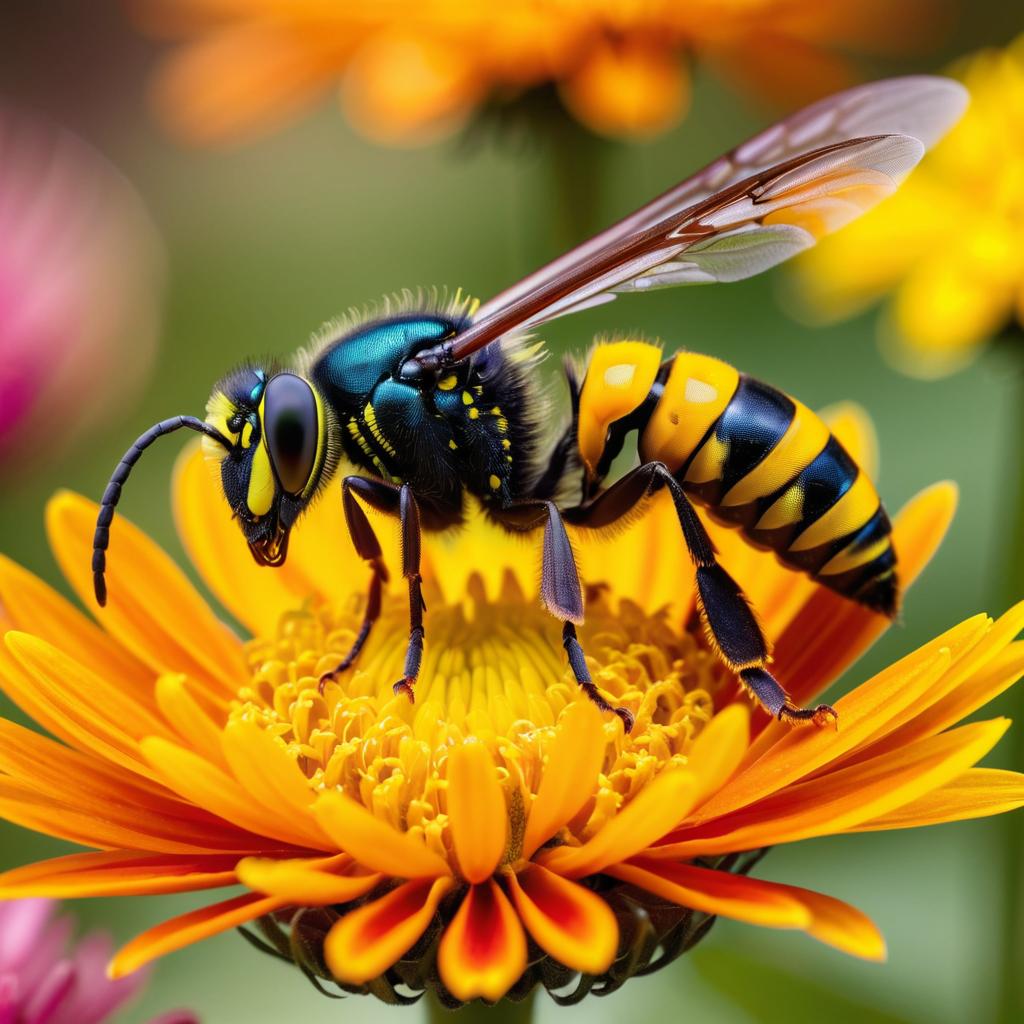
[231,585,725,873]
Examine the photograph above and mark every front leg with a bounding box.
[319,478,426,704]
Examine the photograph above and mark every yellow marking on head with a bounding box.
[247,439,276,517]
[756,484,805,531]
[489,474,501,490]
[439,374,458,391]
[462,391,474,406]
[241,421,254,449]
[469,408,480,420]
[790,473,880,552]
[449,439,458,450]
[363,402,397,456]
[578,340,661,475]
[722,399,829,507]
[205,391,238,452]
[640,353,739,474]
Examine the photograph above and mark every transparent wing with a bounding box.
[451,76,966,360]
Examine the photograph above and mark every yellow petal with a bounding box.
[447,739,507,883]
[437,880,527,1004]
[522,699,605,860]
[539,770,697,878]
[325,877,453,985]
[237,854,382,904]
[0,850,239,899]
[849,768,1024,832]
[608,860,811,929]
[686,703,750,809]
[505,865,618,976]
[46,490,245,694]
[314,791,451,878]
[155,673,229,769]
[142,735,328,851]
[109,893,288,978]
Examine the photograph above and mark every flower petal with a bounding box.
[142,736,324,851]
[109,893,288,978]
[700,615,982,822]
[523,700,606,860]
[324,876,453,986]
[848,768,1024,832]
[46,491,246,694]
[437,880,527,1004]
[505,864,618,976]
[447,738,507,883]
[155,673,229,769]
[607,860,811,929]
[236,854,382,905]
[539,770,697,878]
[314,791,451,878]
[655,718,1009,856]
[686,703,750,809]
[0,851,239,898]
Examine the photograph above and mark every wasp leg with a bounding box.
[493,501,634,731]
[320,478,426,702]
[562,462,837,729]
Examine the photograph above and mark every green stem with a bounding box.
[998,339,1024,1024]
[544,113,606,253]
[425,990,537,1024]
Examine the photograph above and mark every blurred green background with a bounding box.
[1,4,1023,1023]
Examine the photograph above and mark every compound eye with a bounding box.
[263,373,318,495]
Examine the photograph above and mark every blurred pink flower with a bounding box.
[0,898,196,1023]
[0,106,163,472]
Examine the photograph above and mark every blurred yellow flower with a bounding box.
[794,35,1024,378]
[1,410,1023,1004]
[133,0,943,146]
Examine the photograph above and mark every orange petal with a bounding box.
[655,718,1009,857]
[314,791,451,878]
[173,444,303,635]
[155,672,229,769]
[0,850,239,898]
[109,892,288,978]
[539,770,697,878]
[46,491,246,695]
[700,615,983,822]
[446,739,507,883]
[749,879,886,961]
[607,860,811,929]
[236,854,382,905]
[142,736,326,851]
[505,864,617,976]
[437,880,527,1004]
[522,699,606,860]
[849,768,1024,832]
[325,876,454,986]
[0,553,150,697]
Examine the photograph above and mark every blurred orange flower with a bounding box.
[793,35,1024,378]
[133,0,946,147]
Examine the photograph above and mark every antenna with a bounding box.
[92,416,232,606]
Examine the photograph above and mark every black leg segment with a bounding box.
[563,462,837,729]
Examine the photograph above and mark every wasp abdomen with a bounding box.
[634,350,897,616]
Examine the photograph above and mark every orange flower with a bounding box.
[0,405,1021,1003]
[132,0,947,146]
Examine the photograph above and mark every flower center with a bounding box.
[231,576,729,863]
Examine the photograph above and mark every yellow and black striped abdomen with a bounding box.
[639,352,898,616]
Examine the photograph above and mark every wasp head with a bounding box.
[206,364,336,567]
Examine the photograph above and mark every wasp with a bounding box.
[93,76,966,732]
